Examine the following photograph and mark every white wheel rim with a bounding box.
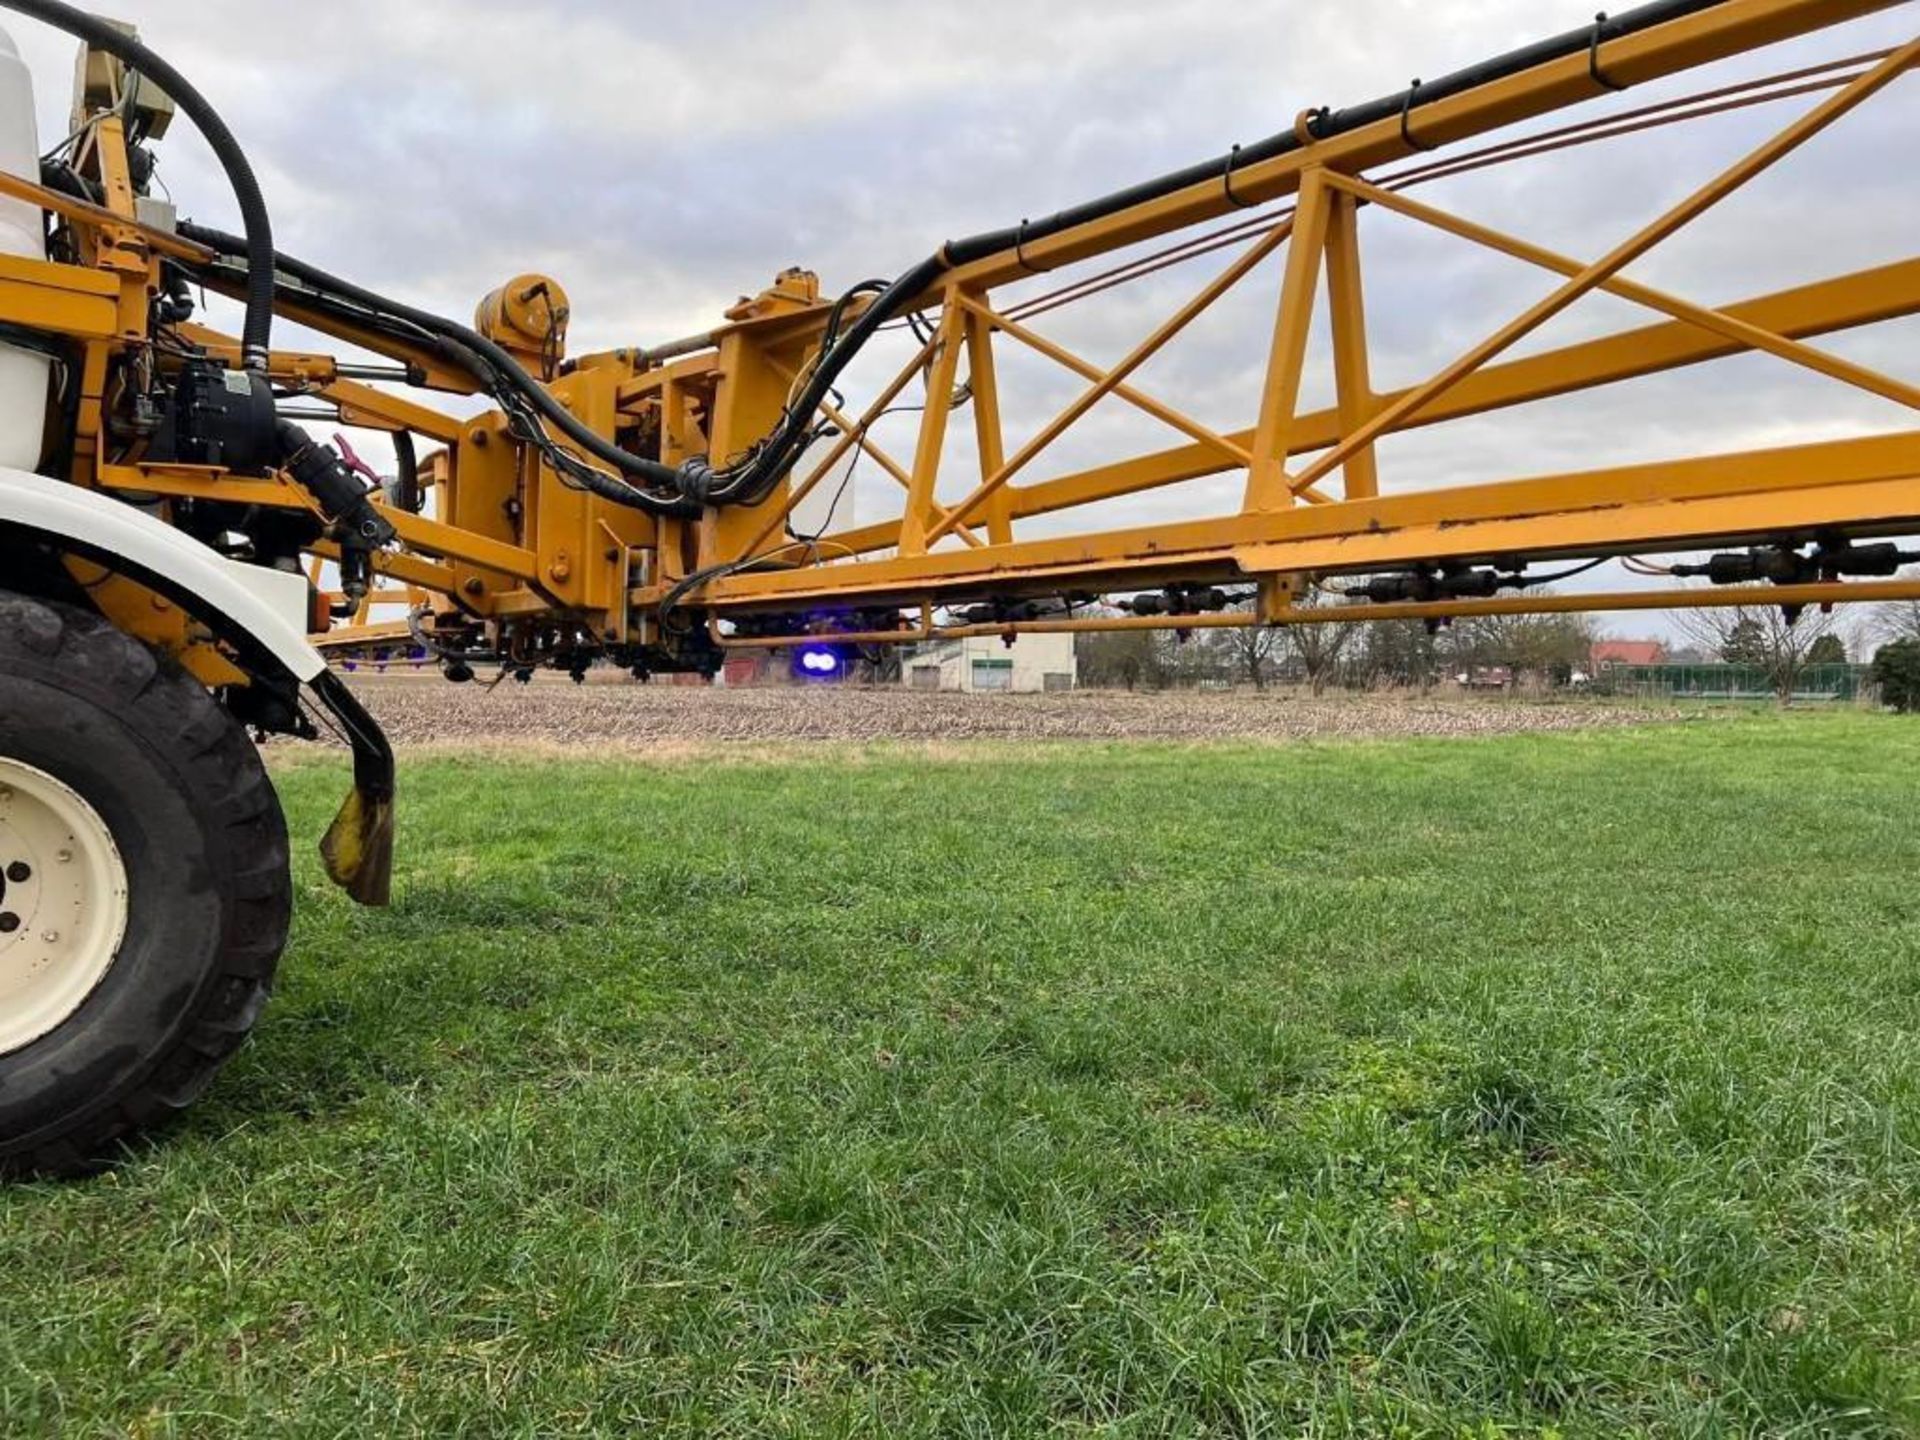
[0,758,130,1055]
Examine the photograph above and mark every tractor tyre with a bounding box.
[0,592,290,1176]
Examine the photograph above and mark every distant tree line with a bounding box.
[1075,591,1596,694]
[1676,571,1920,710]
[1870,568,1920,713]
[1073,569,1920,711]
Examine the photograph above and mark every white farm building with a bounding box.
[903,633,1078,693]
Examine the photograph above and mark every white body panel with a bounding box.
[0,24,50,471]
[0,466,326,682]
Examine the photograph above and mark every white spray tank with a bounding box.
[0,23,48,471]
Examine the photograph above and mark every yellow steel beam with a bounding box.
[326,378,467,445]
[612,350,724,409]
[97,463,541,583]
[935,0,1901,294]
[1288,39,1920,499]
[1323,187,1378,502]
[0,252,122,341]
[1237,475,1919,578]
[963,295,1259,475]
[313,619,414,651]
[1280,579,1920,625]
[898,292,967,556]
[191,271,479,394]
[174,322,339,387]
[925,218,1292,544]
[177,324,468,445]
[740,330,943,560]
[308,540,461,597]
[710,430,1920,606]
[765,354,986,549]
[1324,171,1920,411]
[714,578,1920,652]
[991,258,1920,530]
[965,308,1015,545]
[915,579,1920,637]
[1244,171,1334,511]
[97,464,318,511]
[0,166,213,263]
[385,506,540,580]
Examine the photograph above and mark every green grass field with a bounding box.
[4,713,1919,1437]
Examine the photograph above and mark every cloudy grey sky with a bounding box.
[8,1,1915,644]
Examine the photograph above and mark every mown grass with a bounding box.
[4,712,1920,1437]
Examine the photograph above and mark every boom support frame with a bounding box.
[3,0,1915,678]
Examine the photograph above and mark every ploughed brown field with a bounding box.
[328,670,1685,750]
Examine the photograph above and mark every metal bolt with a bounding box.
[55,850,71,864]
[41,930,57,944]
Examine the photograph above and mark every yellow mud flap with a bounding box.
[320,784,394,906]
[310,672,396,907]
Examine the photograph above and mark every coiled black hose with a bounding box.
[173,221,698,516]
[8,0,1737,511]
[0,0,278,371]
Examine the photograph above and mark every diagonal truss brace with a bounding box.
[1265,36,1920,505]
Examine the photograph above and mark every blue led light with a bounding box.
[798,646,842,676]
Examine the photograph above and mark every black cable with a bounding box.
[174,224,693,505]
[938,0,1723,271]
[58,0,1729,511]
[388,430,421,514]
[0,0,278,371]
[174,226,698,517]
[702,255,946,506]
[689,1,1731,508]
[1517,558,1609,587]
[787,401,926,547]
[657,557,752,635]
[790,455,860,546]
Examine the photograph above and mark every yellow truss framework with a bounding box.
[8,0,1919,668]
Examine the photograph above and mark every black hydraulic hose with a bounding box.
[719,0,1736,503]
[38,0,1736,514]
[389,430,420,514]
[939,0,1729,267]
[701,254,946,502]
[173,221,698,514]
[0,0,278,371]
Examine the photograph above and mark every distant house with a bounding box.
[903,633,1078,693]
[1591,639,1667,669]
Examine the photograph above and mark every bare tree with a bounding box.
[1448,608,1597,689]
[1076,628,1164,691]
[1218,618,1285,690]
[1284,587,1360,695]
[1874,567,1920,647]
[1678,601,1847,706]
[1355,619,1442,692]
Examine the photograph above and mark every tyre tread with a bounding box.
[0,593,291,1177]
